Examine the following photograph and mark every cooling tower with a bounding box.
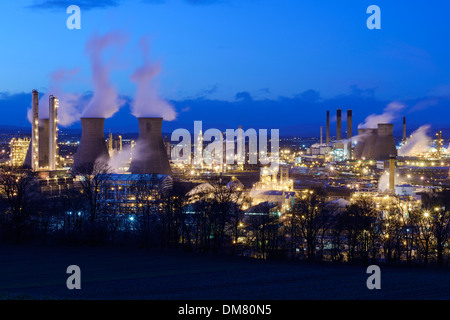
[72,118,110,173]
[353,128,368,159]
[39,119,50,168]
[129,117,172,175]
[361,128,378,159]
[372,124,397,160]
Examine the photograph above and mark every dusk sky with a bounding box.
[1,0,450,135]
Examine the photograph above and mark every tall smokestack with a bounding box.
[389,155,396,192]
[31,90,39,171]
[129,117,172,175]
[336,109,342,141]
[326,110,330,145]
[403,117,406,142]
[320,126,323,145]
[347,110,352,139]
[49,95,58,171]
[73,118,110,173]
[436,131,443,160]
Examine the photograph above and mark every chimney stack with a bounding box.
[49,95,58,171]
[336,109,342,140]
[31,90,39,171]
[326,110,330,145]
[389,155,396,192]
[320,126,323,145]
[347,109,352,139]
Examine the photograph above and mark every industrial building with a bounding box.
[9,137,30,167]
[97,173,173,214]
[23,90,60,171]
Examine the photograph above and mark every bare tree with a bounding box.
[0,166,37,242]
[422,189,450,265]
[75,161,111,223]
[292,187,328,261]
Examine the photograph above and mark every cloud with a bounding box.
[295,89,321,103]
[349,85,376,97]
[195,85,218,99]
[184,0,224,5]
[235,91,252,102]
[28,0,120,10]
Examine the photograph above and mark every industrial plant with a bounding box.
[5,90,450,211]
[0,88,449,267]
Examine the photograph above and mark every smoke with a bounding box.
[378,171,408,192]
[359,101,405,129]
[130,37,177,121]
[108,144,133,173]
[398,125,432,156]
[41,69,83,125]
[82,31,127,118]
[27,69,84,126]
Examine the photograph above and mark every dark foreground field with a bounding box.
[0,245,449,300]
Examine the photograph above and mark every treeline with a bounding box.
[0,166,449,266]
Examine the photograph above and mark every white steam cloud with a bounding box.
[82,31,127,119]
[130,37,176,120]
[398,125,432,156]
[108,144,133,173]
[27,69,84,126]
[359,101,405,129]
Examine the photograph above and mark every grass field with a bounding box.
[0,244,449,300]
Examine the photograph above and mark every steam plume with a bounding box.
[130,37,176,120]
[398,125,432,156]
[359,101,405,129]
[82,31,127,118]
[27,69,83,126]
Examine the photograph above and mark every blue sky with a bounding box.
[1,0,450,135]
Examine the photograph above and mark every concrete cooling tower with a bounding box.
[72,118,110,173]
[372,123,397,160]
[361,128,378,160]
[353,128,368,159]
[129,117,172,175]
